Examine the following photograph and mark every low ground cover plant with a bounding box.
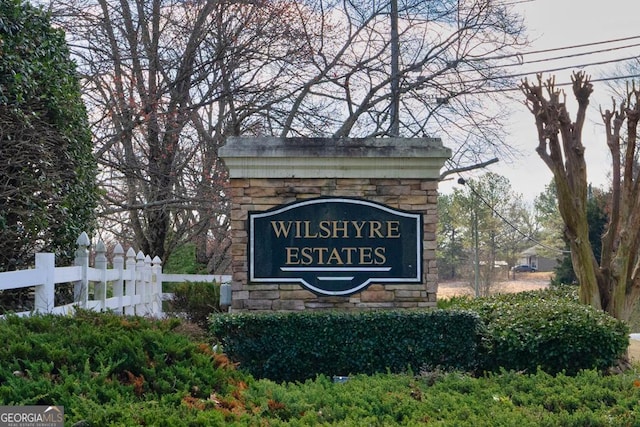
[237,369,640,426]
[0,310,242,425]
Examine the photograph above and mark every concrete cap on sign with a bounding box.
[219,137,451,179]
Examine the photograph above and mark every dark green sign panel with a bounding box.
[249,197,422,296]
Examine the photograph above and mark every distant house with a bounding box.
[518,246,558,272]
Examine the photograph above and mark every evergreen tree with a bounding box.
[436,193,466,280]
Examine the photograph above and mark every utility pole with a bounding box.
[458,177,480,298]
[390,0,400,136]
[473,200,480,298]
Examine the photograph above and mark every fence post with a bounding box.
[144,255,153,314]
[113,243,124,314]
[124,248,136,316]
[94,240,107,311]
[74,232,90,308]
[151,256,162,316]
[34,253,56,313]
[135,251,147,315]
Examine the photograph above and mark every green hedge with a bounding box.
[447,289,629,375]
[210,310,484,382]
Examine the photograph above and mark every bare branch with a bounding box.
[439,158,499,181]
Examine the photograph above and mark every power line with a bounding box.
[470,73,640,95]
[457,177,571,254]
[420,56,640,96]
[453,53,640,86]
[468,34,640,63]
[521,34,640,57]
[402,16,640,102]
[412,39,640,98]
[487,41,640,69]
[497,0,536,6]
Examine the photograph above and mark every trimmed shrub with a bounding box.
[210,310,485,382]
[447,289,629,374]
[165,281,222,329]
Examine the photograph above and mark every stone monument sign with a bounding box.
[219,137,450,311]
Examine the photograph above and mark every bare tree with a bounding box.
[51,0,528,269]
[521,71,640,321]
[50,0,217,260]
[50,0,310,267]
[455,173,534,295]
[269,0,528,171]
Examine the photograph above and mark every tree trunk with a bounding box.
[522,72,640,320]
[522,73,602,309]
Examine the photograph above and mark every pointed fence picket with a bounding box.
[0,232,231,318]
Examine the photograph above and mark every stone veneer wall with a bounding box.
[228,178,439,311]
[220,136,451,312]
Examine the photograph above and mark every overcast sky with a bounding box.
[441,0,640,202]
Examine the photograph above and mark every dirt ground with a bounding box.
[630,341,640,363]
[438,272,640,363]
[437,271,551,299]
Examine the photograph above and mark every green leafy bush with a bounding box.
[447,289,629,374]
[165,281,222,329]
[210,310,485,382]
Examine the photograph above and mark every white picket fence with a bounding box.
[0,232,231,318]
